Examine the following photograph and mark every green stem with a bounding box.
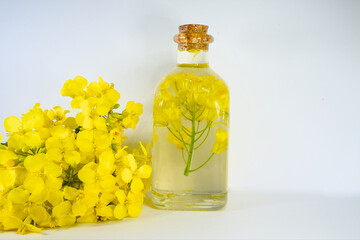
[177,129,189,152]
[195,122,211,141]
[196,121,200,132]
[194,127,211,150]
[184,108,196,176]
[195,121,212,135]
[189,153,215,172]
[195,107,206,119]
[167,127,189,147]
[182,127,192,137]
[181,112,192,120]
[181,149,186,164]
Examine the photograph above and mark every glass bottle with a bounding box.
[152,24,229,210]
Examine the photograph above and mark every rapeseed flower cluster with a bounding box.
[0,76,151,234]
[153,72,228,175]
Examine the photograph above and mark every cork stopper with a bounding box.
[174,24,214,51]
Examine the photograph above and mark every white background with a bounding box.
[0,0,359,239]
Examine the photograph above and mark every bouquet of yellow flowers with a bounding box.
[0,76,151,234]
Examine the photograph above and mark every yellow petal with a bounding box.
[93,116,107,131]
[80,100,91,116]
[83,178,100,195]
[76,130,94,153]
[4,116,21,133]
[93,130,111,150]
[56,214,76,227]
[87,81,102,96]
[53,201,71,219]
[71,96,85,109]
[13,167,27,186]
[47,190,63,207]
[7,133,25,150]
[121,168,132,183]
[2,216,23,230]
[24,153,47,172]
[96,205,114,217]
[24,175,45,193]
[21,103,47,131]
[99,192,116,206]
[139,141,148,156]
[51,125,71,139]
[95,104,108,116]
[29,187,48,203]
[138,165,152,179]
[212,128,228,154]
[61,76,88,97]
[10,204,28,221]
[46,176,62,191]
[45,136,62,149]
[63,186,79,201]
[114,205,127,220]
[0,168,15,191]
[104,88,120,106]
[77,210,97,223]
[37,127,51,141]
[99,174,116,190]
[115,189,126,204]
[64,150,81,167]
[82,115,94,129]
[24,224,42,233]
[127,191,144,204]
[130,177,144,192]
[0,149,18,166]
[78,166,96,183]
[46,148,63,162]
[127,203,142,218]
[75,112,85,127]
[72,199,88,217]
[98,149,115,175]
[122,115,139,130]
[44,162,62,177]
[29,206,50,224]
[23,131,42,148]
[8,187,29,204]
[123,154,137,171]
[115,174,126,187]
[126,191,144,218]
[63,117,78,129]
[126,101,143,115]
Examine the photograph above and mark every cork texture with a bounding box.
[174,24,214,51]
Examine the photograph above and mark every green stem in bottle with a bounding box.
[182,127,192,137]
[181,149,186,164]
[167,127,189,146]
[184,108,196,176]
[194,127,211,150]
[189,153,215,172]
[181,112,192,121]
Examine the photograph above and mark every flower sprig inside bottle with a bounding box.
[0,76,151,234]
[153,72,229,176]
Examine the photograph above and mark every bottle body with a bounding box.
[152,64,229,210]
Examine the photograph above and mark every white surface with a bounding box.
[0,0,359,239]
[0,191,359,239]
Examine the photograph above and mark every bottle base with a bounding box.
[151,188,227,210]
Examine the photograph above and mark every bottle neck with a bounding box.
[176,50,209,68]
